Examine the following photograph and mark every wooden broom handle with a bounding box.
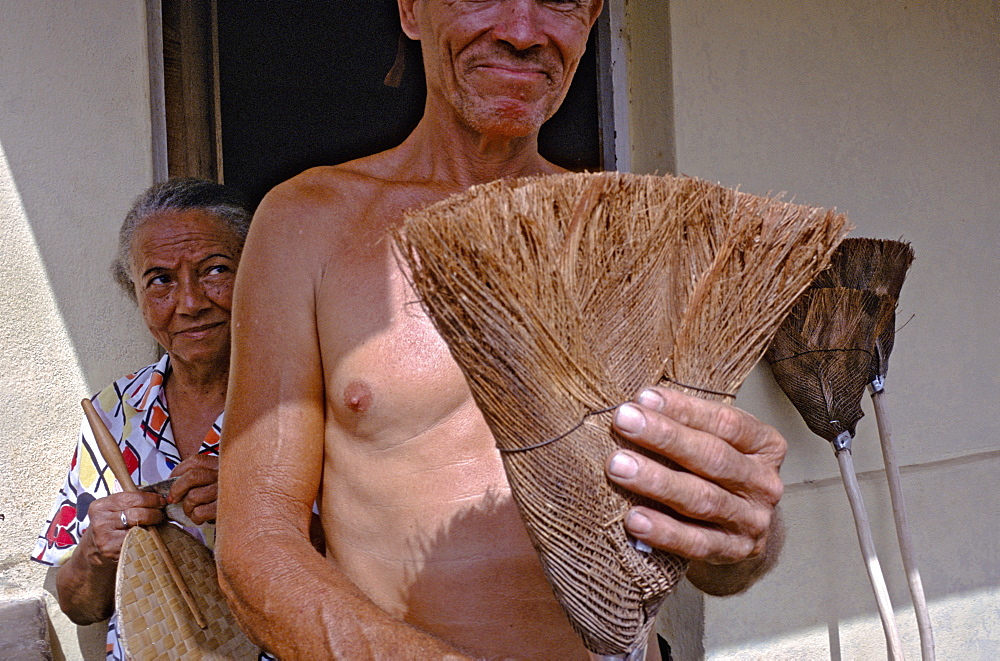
[836,448,905,660]
[82,398,208,629]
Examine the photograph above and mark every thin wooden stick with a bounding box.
[82,398,208,629]
[871,386,935,660]
[836,446,905,660]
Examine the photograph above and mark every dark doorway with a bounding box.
[212,1,604,209]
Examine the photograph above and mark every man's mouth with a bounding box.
[471,56,553,82]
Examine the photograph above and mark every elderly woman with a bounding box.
[32,178,251,660]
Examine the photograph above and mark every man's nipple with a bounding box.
[343,381,373,413]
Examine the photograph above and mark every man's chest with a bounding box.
[316,254,476,448]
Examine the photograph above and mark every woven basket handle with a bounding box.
[82,399,140,492]
[81,398,208,629]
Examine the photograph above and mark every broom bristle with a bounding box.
[811,238,914,377]
[395,171,850,655]
[766,288,894,441]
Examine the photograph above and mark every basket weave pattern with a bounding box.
[115,523,259,660]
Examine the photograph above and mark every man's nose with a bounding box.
[175,275,211,315]
[493,0,545,51]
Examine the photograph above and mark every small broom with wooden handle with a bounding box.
[396,171,849,659]
[812,238,931,659]
[766,287,904,659]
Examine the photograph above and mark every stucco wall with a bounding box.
[627,1,999,658]
[1,1,157,658]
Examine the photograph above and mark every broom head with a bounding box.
[396,171,849,655]
[766,287,896,442]
[811,238,914,379]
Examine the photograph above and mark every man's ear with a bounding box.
[588,0,605,28]
[398,0,421,40]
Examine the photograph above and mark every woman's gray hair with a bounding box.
[112,178,252,302]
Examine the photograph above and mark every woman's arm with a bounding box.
[55,491,165,624]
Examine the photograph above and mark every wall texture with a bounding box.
[0,1,157,658]
[627,1,999,658]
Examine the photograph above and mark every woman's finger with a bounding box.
[179,483,219,523]
[119,504,166,528]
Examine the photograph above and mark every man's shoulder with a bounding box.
[260,163,382,215]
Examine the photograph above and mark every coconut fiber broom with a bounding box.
[395,171,849,659]
[811,238,930,658]
[765,286,904,659]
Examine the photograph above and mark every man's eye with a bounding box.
[146,274,170,287]
[206,264,232,275]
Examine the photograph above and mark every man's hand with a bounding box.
[169,454,220,525]
[606,385,786,595]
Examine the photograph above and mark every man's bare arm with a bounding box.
[606,386,786,596]
[217,182,469,659]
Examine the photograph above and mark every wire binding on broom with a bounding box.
[500,378,737,454]
[498,404,619,453]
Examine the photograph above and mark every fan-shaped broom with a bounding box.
[395,171,849,659]
[765,286,904,659]
[812,238,929,658]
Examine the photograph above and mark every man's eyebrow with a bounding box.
[141,265,166,279]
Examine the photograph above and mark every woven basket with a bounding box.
[115,523,260,660]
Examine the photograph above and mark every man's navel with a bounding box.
[343,381,373,413]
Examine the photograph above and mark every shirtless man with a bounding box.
[217,0,786,658]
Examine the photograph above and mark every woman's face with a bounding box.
[130,209,242,370]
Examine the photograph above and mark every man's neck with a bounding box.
[397,107,563,188]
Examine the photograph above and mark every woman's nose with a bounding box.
[175,276,211,314]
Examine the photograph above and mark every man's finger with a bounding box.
[613,402,767,493]
[607,451,763,529]
[623,506,758,565]
[632,387,783,458]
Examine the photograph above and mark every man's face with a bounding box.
[404,0,603,138]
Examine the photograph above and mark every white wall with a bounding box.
[626,1,999,658]
[0,1,157,658]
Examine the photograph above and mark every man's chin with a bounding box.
[462,99,552,139]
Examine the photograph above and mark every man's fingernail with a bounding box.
[615,403,645,434]
[626,510,653,534]
[608,452,639,478]
[637,388,664,411]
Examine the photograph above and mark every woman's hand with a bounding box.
[79,491,167,566]
[606,386,786,595]
[169,454,220,525]
[57,490,166,624]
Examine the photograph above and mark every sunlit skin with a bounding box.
[131,210,240,376]
[217,0,784,658]
[55,209,240,625]
[410,0,598,140]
